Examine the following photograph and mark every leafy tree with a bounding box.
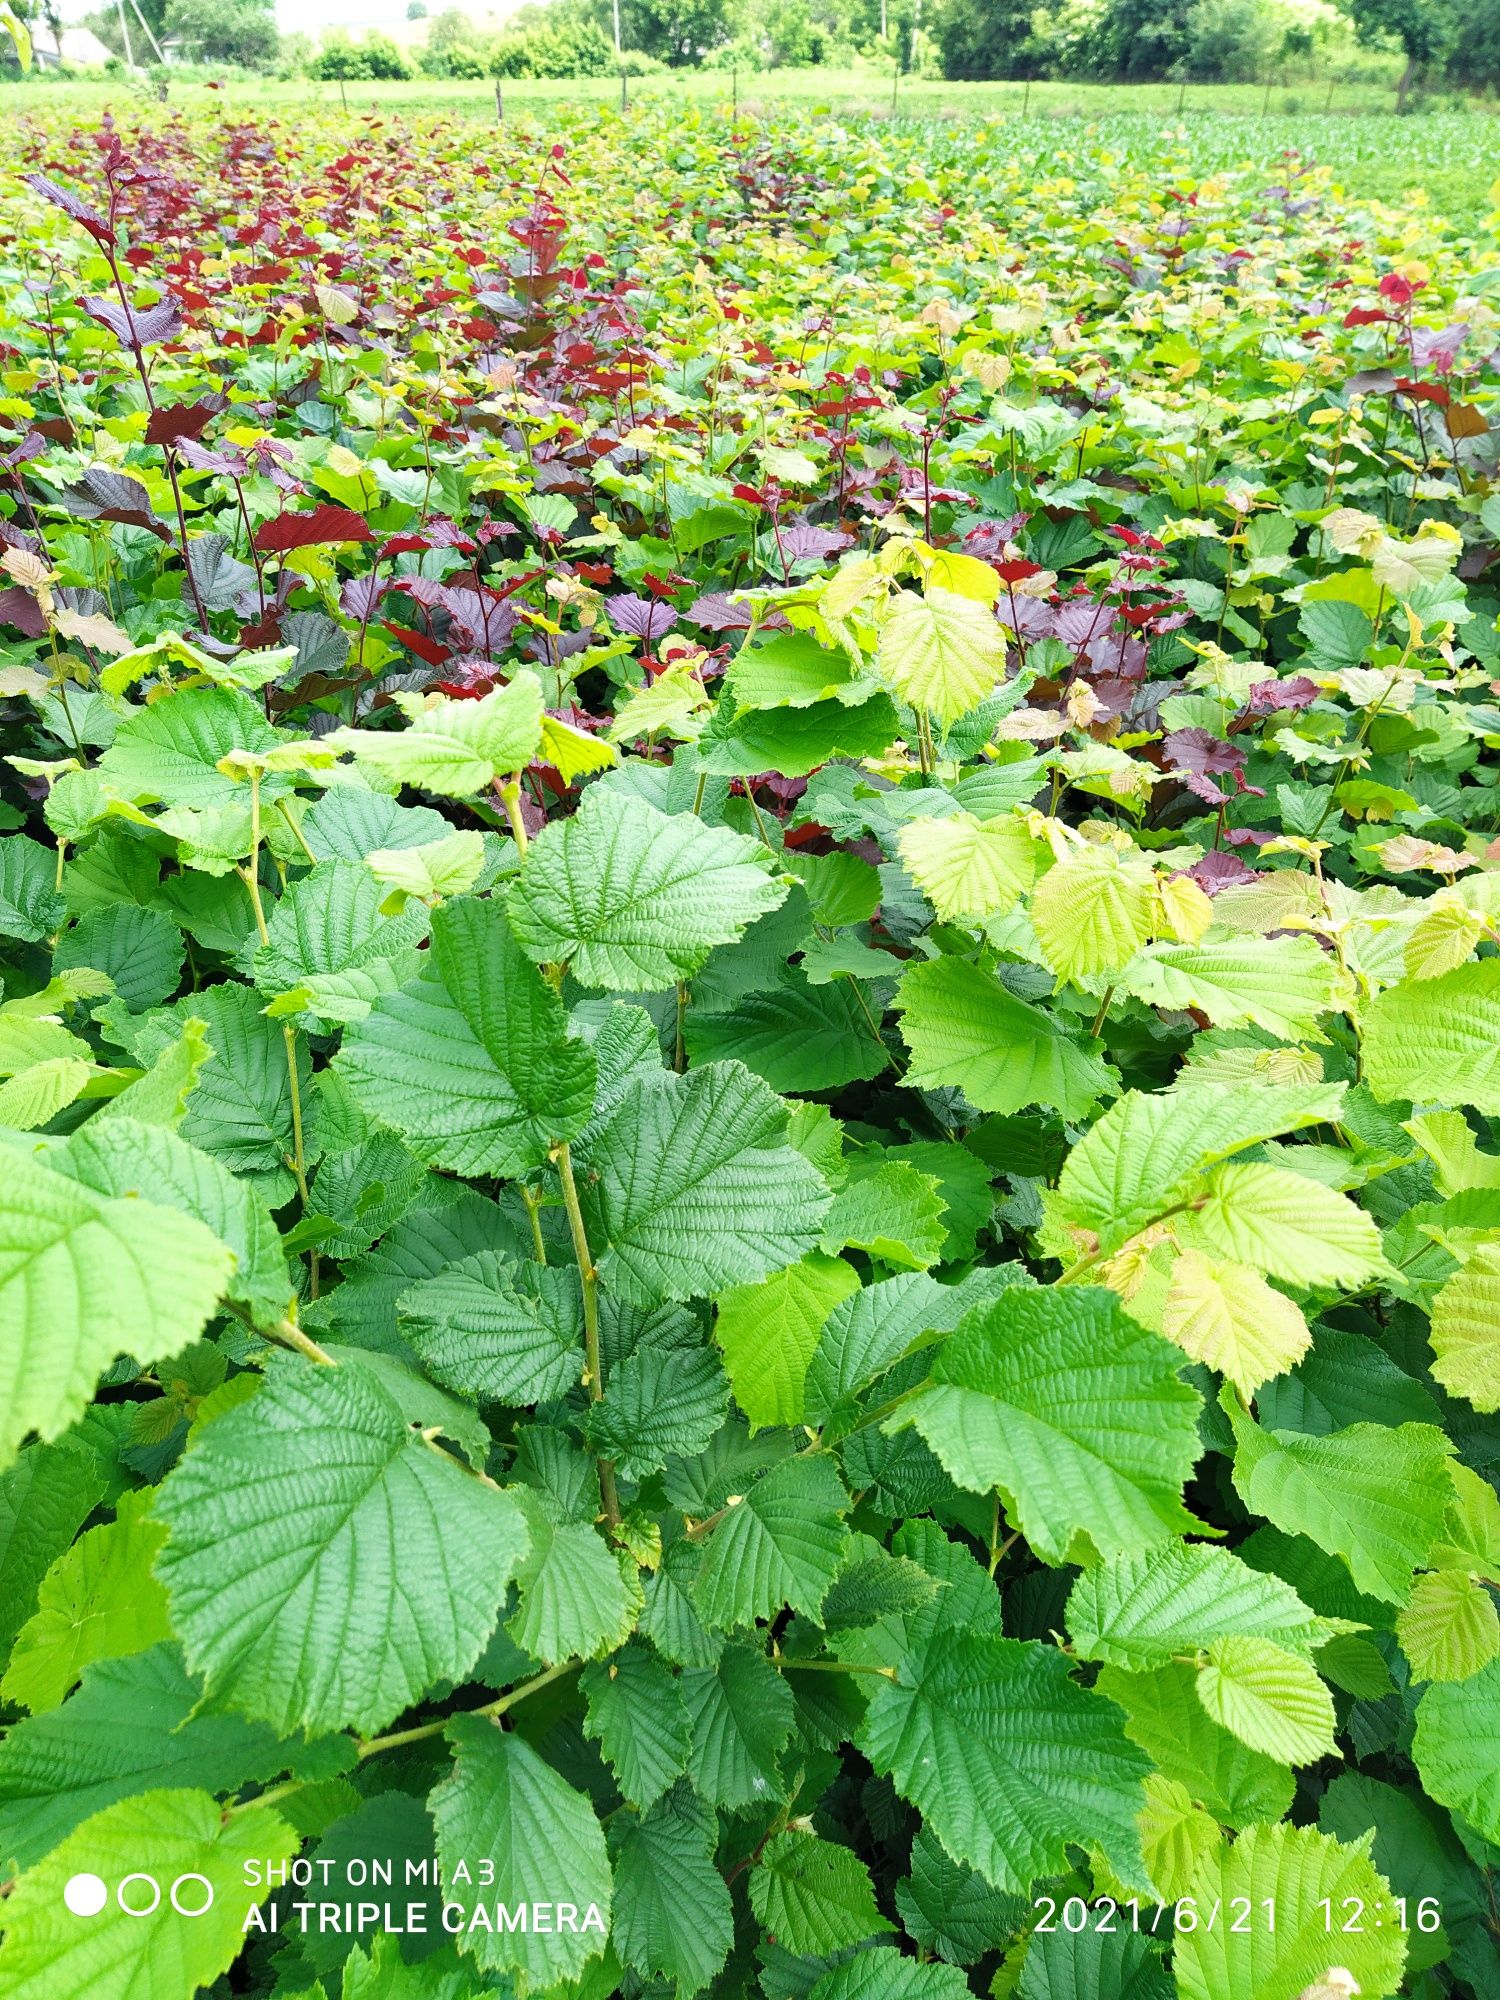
[932,0,1048,78]
[1449,0,1500,82]
[1076,0,1195,77]
[425,6,478,52]
[361,30,411,76]
[308,29,410,78]
[1341,0,1456,107]
[1182,0,1280,78]
[162,0,278,69]
[577,0,736,64]
[489,14,618,75]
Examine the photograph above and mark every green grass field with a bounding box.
[9,69,1500,227]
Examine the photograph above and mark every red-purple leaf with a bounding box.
[146,399,225,449]
[82,294,183,350]
[1164,727,1245,776]
[0,587,47,638]
[606,593,678,645]
[254,506,374,554]
[25,174,115,243]
[1247,676,1320,715]
[683,592,787,633]
[56,468,170,541]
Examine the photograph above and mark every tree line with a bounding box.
[13,0,1500,98]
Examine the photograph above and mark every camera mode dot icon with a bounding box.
[63,1873,109,1917]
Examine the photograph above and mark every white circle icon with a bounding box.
[63,1874,108,1917]
[171,1874,214,1917]
[116,1874,161,1917]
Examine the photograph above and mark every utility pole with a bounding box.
[128,0,165,64]
[114,0,134,66]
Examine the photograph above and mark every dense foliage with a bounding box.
[2,98,1500,2000]
[16,0,1468,91]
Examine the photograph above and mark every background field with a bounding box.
[9,71,1500,224]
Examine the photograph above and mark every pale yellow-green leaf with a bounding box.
[608,665,711,746]
[541,711,619,779]
[315,283,359,325]
[0,1057,94,1131]
[1176,1821,1408,2000]
[1429,1463,1500,1587]
[1160,1249,1311,1397]
[1396,1568,1500,1683]
[715,1253,860,1430]
[0,1015,93,1078]
[1136,1773,1221,1902]
[1405,1111,1500,1197]
[1178,1161,1386,1289]
[1195,1635,1337,1766]
[99,630,223,698]
[1370,523,1461,596]
[1,1488,170,1711]
[1210,869,1326,937]
[1361,960,1500,1114]
[51,607,132,656]
[874,585,1005,725]
[1157,872,1213,944]
[896,810,1041,921]
[324,674,546,798]
[1404,896,1484,981]
[1428,1244,1500,1413]
[0,662,49,702]
[367,830,486,907]
[1030,845,1156,982]
[1323,506,1383,556]
[0,1787,296,2000]
[919,547,1002,604]
[1119,934,1346,1044]
[1,1,33,69]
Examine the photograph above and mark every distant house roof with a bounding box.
[35,24,115,65]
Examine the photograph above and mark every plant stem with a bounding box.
[225,1774,308,1817]
[743,783,775,849]
[244,774,312,1263]
[271,1313,335,1367]
[846,976,892,1067]
[915,708,936,777]
[838,1380,923,1440]
[241,778,271,946]
[226,1301,337,1368]
[165,447,210,631]
[553,1140,620,1530]
[276,798,319,866]
[496,774,529,857]
[355,1660,575,1761]
[775,1657,898,1680]
[521,1184,548,1264]
[283,1023,312,1217]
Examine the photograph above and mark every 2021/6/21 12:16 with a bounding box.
[1031,1895,1445,1936]
[1319,1897,1445,1933]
